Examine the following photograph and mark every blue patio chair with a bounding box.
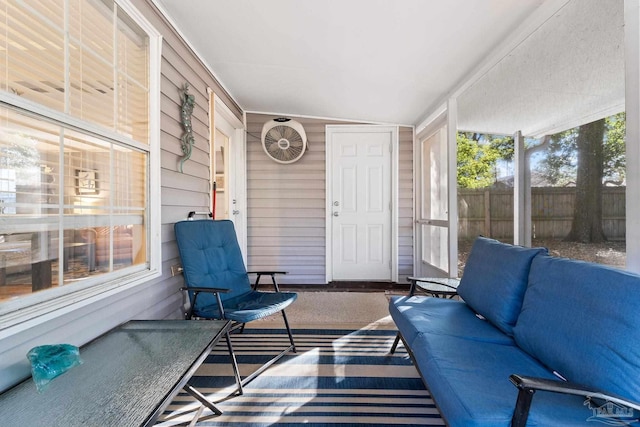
[174,219,297,393]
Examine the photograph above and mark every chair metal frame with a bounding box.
[180,270,296,392]
[177,214,297,396]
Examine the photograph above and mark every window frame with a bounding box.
[0,0,162,331]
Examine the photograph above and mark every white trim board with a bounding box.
[246,110,411,128]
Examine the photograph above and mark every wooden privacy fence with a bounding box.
[458,187,626,240]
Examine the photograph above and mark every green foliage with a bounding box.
[535,113,625,186]
[456,112,625,190]
[489,135,515,161]
[457,132,513,189]
[538,128,578,186]
[603,113,626,185]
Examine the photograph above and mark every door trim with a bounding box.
[325,125,399,283]
[210,91,247,262]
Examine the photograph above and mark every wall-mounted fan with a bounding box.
[261,118,307,164]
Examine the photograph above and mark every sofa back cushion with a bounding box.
[457,237,547,335]
[514,255,640,401]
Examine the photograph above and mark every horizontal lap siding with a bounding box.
[134,0,243,316]
[247,113,414,285]
[247,115,333,285]
[398,126,414,282]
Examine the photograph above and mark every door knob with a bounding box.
[232,210,240,215]
[333,212,339,217]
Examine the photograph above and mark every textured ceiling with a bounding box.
[154,0,623,132]
[457,0,624,137]
[154,0,546,125]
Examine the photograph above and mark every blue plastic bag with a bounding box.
[27,344,82,392]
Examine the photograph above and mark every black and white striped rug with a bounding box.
[158,328,444,426]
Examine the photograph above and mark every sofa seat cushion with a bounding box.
[456,237,547,336]
[412,334,596,427]
[514,255,640,402]
[389,296,514,347]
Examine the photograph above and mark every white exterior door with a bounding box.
[327,126,396,281]
[415,105,457,278]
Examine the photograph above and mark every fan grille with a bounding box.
[264,125,304,162]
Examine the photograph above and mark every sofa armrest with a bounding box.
[509,374,640,427]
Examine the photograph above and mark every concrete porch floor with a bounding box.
[253,290,398,330]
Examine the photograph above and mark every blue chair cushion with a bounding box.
[389,296,514,347]
[412,333,594,427]
[514,255,640,402]
[456,237,547,336]
[194,290,298,322]
[175,220,252,311]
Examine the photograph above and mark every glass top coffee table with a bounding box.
[407,276,460,298]
[0,319,234,427]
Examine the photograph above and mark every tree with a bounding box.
[533,113,625,243]
[565,118,607,243]
[457,133,513,189]
[536,130,578,187]
[536,113,625,187]
[603,113,626,186]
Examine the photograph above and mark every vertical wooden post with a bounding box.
[625,0,640,272]
[447,98,458,278]
[514,131,526,245]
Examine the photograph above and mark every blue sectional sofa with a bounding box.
[390,237,640,426]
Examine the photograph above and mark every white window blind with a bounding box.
[0,0,155,317]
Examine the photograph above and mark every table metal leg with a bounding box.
[182,384,223,416]
[225,332,243,396]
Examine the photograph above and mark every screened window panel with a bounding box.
[421,126,448,222]
[421,224,449,272]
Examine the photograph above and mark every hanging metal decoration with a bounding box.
[178,83,196,173]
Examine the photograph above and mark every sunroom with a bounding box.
[0,0,639,425]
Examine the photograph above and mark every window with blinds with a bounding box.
[0,0,151,306]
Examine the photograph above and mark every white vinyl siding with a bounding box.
[398,126,414,282]
[246,115,328,284]
[246,113,413,285]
